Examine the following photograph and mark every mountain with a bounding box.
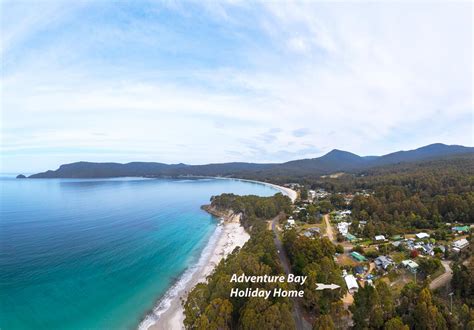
[28,143,474,179]
[278,149,368,172]
[372,143,473,166]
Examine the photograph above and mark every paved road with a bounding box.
[272,214,311,330]
[429,259,471,290]
[429,260,452,290]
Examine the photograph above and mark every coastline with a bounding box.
[210,177,297,203]
[140,208,249,330]
[139,179,295,330]
[236,179,297,203]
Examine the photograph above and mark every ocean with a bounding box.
[0,176,278,329]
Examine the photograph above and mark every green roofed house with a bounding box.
[391,235,402,241]
[350,251,367,262]
[452,226,470,233]
[345,233,357,242]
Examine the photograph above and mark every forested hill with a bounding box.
[27,143,473,178]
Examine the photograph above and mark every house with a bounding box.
[350,251,367,262]
[415,232,430,239]
[391,241,402,248]
[309,227,320,234]
[452,226,470,234]
[303,227,320,238]
[354,265,365,275]
[337,222,350,235]
[344,275,359,294]
[287,218,295,226]
[374,256,394,270]
[375,235,386,241]
[402,260,419,273]
[345,233,358,242]
[308,190,316,200]
[452,238,469,252]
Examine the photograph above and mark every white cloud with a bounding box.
[0,1,472,172]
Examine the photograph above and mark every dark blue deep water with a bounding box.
[0,177,278,329]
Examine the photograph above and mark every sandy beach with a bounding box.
[141,210,249,330]
[140,180,296,330]
[226,178,298,203]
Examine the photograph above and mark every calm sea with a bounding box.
[0,176,278,329]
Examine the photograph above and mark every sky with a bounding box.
[1,1,473,173]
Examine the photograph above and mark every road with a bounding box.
[323,214,335,242]
[429,260,452,290]
[272,214,311,330]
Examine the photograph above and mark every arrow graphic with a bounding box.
[315,283,340,290]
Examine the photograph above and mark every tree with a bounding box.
[330,194,346,209]
[452,258,474,307]
[313,314,335,330]
[412,288,447,330]
[240,299,294,330]
[351,285,380,329]
[203,298,232,329]
[418,258,442,276]
[410,249,420,258]
[300,188,309,200]
[384,317,409,330]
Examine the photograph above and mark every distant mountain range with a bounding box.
[26,143,474,179]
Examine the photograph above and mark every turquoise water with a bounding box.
[0,177,278,330]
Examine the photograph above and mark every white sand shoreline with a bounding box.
[139,179,296,330]
[207,177,297,203]
[234,179,297,203]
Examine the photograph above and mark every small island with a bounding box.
[16,174,26,179]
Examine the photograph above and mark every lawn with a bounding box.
[336,254,358,267]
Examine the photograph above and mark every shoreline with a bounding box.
[232,178,297,203]
[138,178,295,330]
[140,208,249,330]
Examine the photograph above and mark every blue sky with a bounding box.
[1,1,472,173]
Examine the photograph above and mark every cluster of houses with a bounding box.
[333,210,360,243]
[334,209,351,221]
[308,189,329,201]
[389,231,470,255]
[343,254,423,295]
[341,234,471,296]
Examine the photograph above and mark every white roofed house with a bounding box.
[285,217,296,229]
[452,238,469,252]
[375,235,386,241]
[344,274,359,294]
[415,232,430,239]
[337,222,350,236]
